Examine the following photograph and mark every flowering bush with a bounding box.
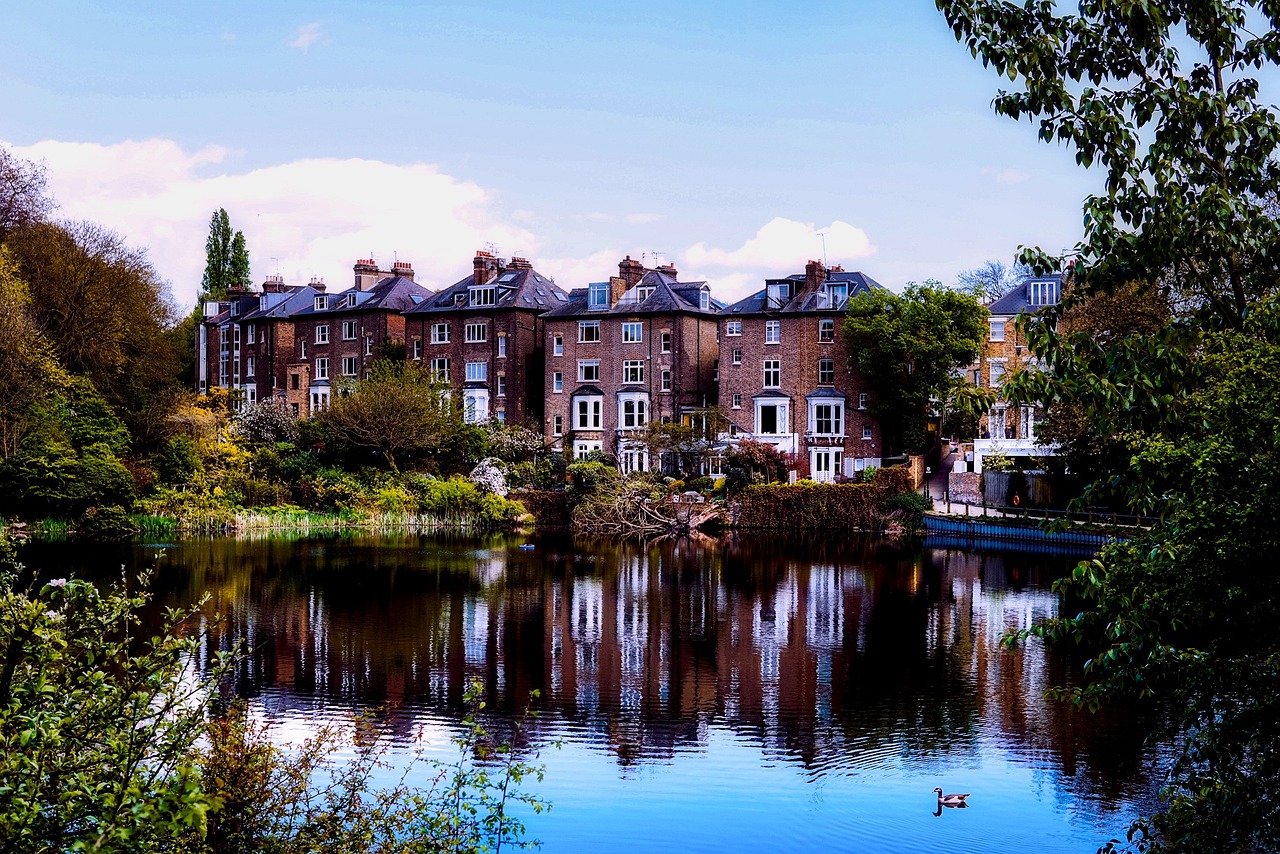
[470,457,508,497]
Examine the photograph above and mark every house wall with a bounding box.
[979,314,1035,440]
[717,312,881,478]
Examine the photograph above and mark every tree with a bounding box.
[843,282,987,454]
[937,1,1280,848]
[955,258,1028,302]
[318,361,462,472]
[200,208,250,299]
[0,145,54,241]
[0,247,66,459]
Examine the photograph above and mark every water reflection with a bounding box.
[28,533,1150,809]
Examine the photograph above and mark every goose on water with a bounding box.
[933,787,970,807]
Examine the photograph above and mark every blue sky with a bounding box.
[2,1,1097,306]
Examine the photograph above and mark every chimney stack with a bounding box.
[805,259,828,291]
[656,263,678,279]
[473,250,500,285]
[392,260,415,281]
[261,274,287,293]
[354,258,381,291]
[508,256,533,270]
[309,276,326,293]
[618,256,645,287]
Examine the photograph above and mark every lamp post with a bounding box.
[923,466,932,497]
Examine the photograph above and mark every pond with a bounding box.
[26,532,1162,853]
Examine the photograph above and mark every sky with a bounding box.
[1,1,1099,308]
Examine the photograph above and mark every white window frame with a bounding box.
[754,397,788,435]
[818,318,835,342]
[622,360,644,384]
[552,414,564,437]
[553,334,564,356]
[588,282,609,310]
[731,393,742,409]
[862,425,873,440]
[990,319,1006,342]
[809,401,844,437]
[622,321,643,343]
[578,360,600,382]
[765,320,781,344]
[463,388,490,423]
[315,324,329,344]
[466,361,488,382]
[818,358,835,385]
[763,359,780,389]
[469,286,497,307]
[431,357,449,382]
[660,369,671,392]
[732,348,742,365]
[465,322,488,343]
[618,393,649,429]
[342,320,358,340]
[990,359,1007,388]
[497,335,507,358]
[496,375,506,397]
[858,392,868,410]
[432,322,450,344]
[553,372,563,393]
[342,356,358,376]
[313,357,329,380]
[578,320,601,343]
[660,331,671,353]
[726,320,742,336]
[574,395,603,430]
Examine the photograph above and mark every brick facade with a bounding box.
[718,261,883,481]
[541,258,720,470]
[977,274,1062,441]
[403,252,566,428]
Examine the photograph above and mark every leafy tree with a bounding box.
[937,1,1280,849]
[0,247,66,460]
[955,258,1028,302]
[231,399,299,447]
[0,539,216,850]
[199,208,251,299]
[0,145,54,241]
[318,362,462,472]
[843,282,987,454]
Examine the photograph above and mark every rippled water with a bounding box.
[29,532,1162,853]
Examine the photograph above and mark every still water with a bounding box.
[31,533,1161,853]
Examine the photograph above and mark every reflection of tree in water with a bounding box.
[41,532,1153,805]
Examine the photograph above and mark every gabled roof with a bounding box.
[405,265,569,314]
[542,269,722,319]
[239,285,322,321]
[292,275,433,317]
[987,273,1065,316]
[720,269,884,316]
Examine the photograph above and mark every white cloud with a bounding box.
[680,217,876,302]
[12,138,539,307]
[289,23,326,50]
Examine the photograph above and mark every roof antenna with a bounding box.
[270,256,280,276]
[817,232,828,267]
[648,250,666,267]
[485,242,500,256]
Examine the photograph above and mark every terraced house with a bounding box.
[402,251,569,426]
[718,261,884,482]
[197,276,322,409]
[540,257,721,471]
[285,259,433,416]
[978,273,1063,441]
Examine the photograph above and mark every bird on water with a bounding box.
[933,787,970,807]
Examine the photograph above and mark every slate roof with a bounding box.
[987,274,1065,316]
[291,275,433,317]
[238,285,323,321]
[719,270,885,316]
[541,269,723,318]
[405,265,569,315]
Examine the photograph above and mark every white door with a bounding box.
[811,449,841,483]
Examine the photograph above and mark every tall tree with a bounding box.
[318,361,463,472]
[938,1,1280,849]
[843,282,987,454]
[200,208,250,298]
[0,146,54,242]
[955,258,1028,302]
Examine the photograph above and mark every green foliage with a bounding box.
[156,436,204,484]
[939,2,1280,849]
[566,461,618,501]
[0,538,217,849]
[734,480,895,533]
[200,208,251,299]
[231,399,299,447]
[3,440,135,518]
[844,282,987,454]
[74,504,139,542]
[726,438,787,486]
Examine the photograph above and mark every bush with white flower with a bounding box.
[469,458,508,497]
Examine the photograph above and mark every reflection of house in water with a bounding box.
[182,536,1150,800]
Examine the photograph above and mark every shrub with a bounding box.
[470,458,508,497]
[73,504,139,542]
[155,436,202,484]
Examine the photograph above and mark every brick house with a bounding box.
[717,261,884,482]
[286,259,433,417]
[978,273,1063,441]
[402,251,569,427]
[540,257,721,471]
[196,276,322,410]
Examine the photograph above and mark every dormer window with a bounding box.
[588,282,609,310]
[700,286,710,310]
[346,293,357,308]
[765,281,791,308]
[827,282,848,307]
[229,302,239,317]
[470,286,496,307]
[314,296,327,311]
[635,286,655,302]
[1029,279,1060,306]
[453,293,466,306]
